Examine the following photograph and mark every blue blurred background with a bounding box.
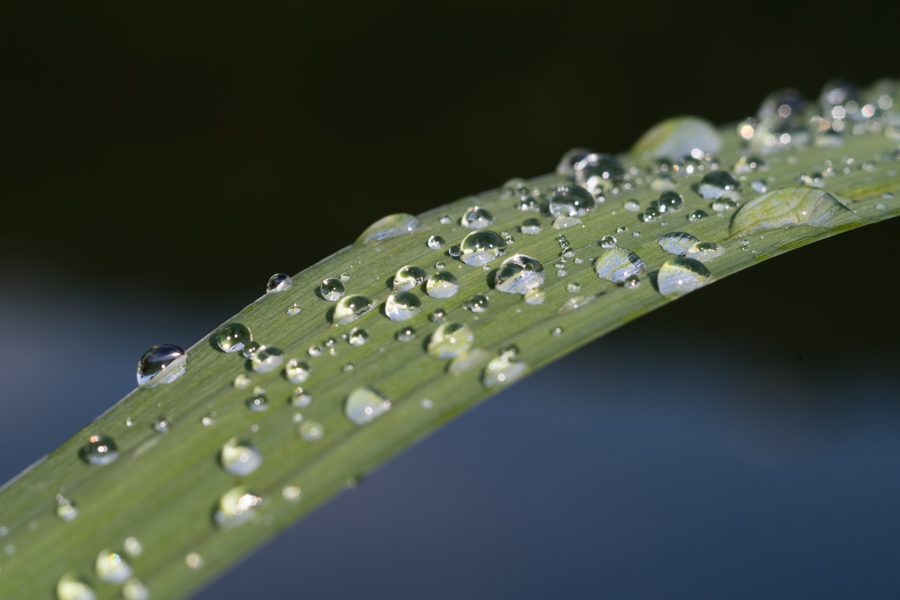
[2,1,900,597]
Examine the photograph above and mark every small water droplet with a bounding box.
[308,345,323,357]
[551,327,564,336]
[459,230,508,266]
[137,344,187,388]
[284,359,312,383]
[687,241,725,262]
[125,417,134,427]
[624,275,641,288]
[711,197,738,212]
[420,398,434,409]
[624,199,641,212]
[495,254,545,294]
[348,327,369,347]
[440,214,452,225]
[574,153,625,190]
[427,235,446,249]
[250,347,284,373]
[299,420,324,441]
[875,202,887,211]
[281,485,303,502]
[594,248,647,284]
[123,537,143,557]
[557,147,593,175]
[567,283,581,293]
[448,245,461,258]
[650,174,677,192]
[396,326,416,342]
[524,288,545,305]
[233,373,251,389]
[56,572,96,600]
[220,438,263,476]
[153,417,170,433]
[430,308,447,322]
[461,206,494,228]
[266,273,293,294]
[616,225,628,233]
[56,494,79,522]
[393,265,427,291]
[698,171,741,199]
[385,291,422,320]
[521,217,543,234]
[657,191,685,212]
[320,278,346,301]
[186,552,205,569]
[215,487,262,529]
[463,294,490,313]
[734,155,768,174]
[357,213,425,244]
[482,353,527,389]
[688,209,708,222]
[95,549,132,584]
[216,323,252,354]
[246,395,268,412]
[333,295,374,325]
[657,258,713,298]
[427,322,474,358]
[122,578,149,600]
[340,272,351,282]
[549,185,595,217]
[81,435,118,465]
[751,178,769,193]
[201,412,217,426]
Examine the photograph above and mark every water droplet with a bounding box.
[459,230,507,266]
[494,254,545,294]
[657,258,713,298]
[624,275,641,288]
[396,326,416,342]
[521,218,543,234]
[220,438,262,476]
[631,116,722,159]
[524,288,545,305]
[556,147,593,175]
[385,291,422,320]
[122,578,150,600]
[247,395,269,412]
[125,417,134,427]
[340,272,351,282]
[153,417,170,433]
[286,303,301,316]
[241,341,262,359]
[439,214,453,225]
[427,322,474,358]
[216,323,252,354]
[420,398,434,409]
[56,572,96,600]
[711,197,738,212]
[460,206,494,228]
[551,327,564,336]
[657,191,684,212]
[566,283,581,293]
[658,231,700,256]
[308,345,323,357]
[136,344,187,388]
[876,202,887,211]
[463,293,490,313]
[123,537,142,557]
[357,213,425,244]
[430,308,447,322]
[393,265,427,291]
[348,327,369,347]
[734,155,768,174]
[250,347,284,373]
[56,494,79,522]
[233,373,251,389]
[287,386,311,407]
[201,412,217,426]
[281,485,302,502]
[688,209,708,222]
[650,174,677,192]
[185,553,205,569]
[95,549,133,584]
[266,273,293,294]
[482,353,527,389]
[332,295,374,326]
[427,235,446,249]
[698,171,741,199]
[320,278,346,301]
[343,387,393,426]
[751,178,769,193]
[549,185,595,217]
[686,241,725,262]
[730,187,861,235]
[215,487,262,529]
[598,235,617,250]
[81,435,118,465]
[283,358,313,384]
[299,421,324,441]
[574,153,625,190]
[594,248,648,284]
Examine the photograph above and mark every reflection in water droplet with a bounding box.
[464,294,490,313]
[460,206,494,228]
[56,572,96,600]
[137,344,187,388]
[81,435,118,465]
[320,278,346,301]
[730,187,861,235]
[95,549,133,584]
[427,235,446,250]
[299,421,324,441]
[241,341,262,359]
[459,230,508,266]
[220,438,263,476]
[284,359,312,383]
[393,266,427,291]
[266,273,293,294]
[385,291,422,320]
[658,232,700,256]
[594,248,648,284]
[348,327,369,347]
[657,258,713,298]
[333,295,374,325]
[482,354,527,389]
[687,241,725,262]
[201,412,217,426]
[427,322,474,358]
[56,494,79,522]
[688,209,708,222]
[495,254,545,294]
[215,487,262,529]
[599,235,617,249]
[624,275,641,289]
[216,323,252,354]
[345,387,392,425]
[250,347,284,373]
[549,185,595,217]
[698,171,741,199]
[631,116,722,160]
[357,213,425,244]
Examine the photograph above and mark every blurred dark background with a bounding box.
[2,1,900,598]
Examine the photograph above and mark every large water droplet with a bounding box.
[495,254,545,294]
[266,273,293,294]
[459,230,507,266]
[56,572,96,600]
[427,322,474,358]
[656,191,684,212]
[460,206,494,229]
[426,271,459,298]
[345,387,392,425]
[393,266,427,291]
[220,438,262,476]
[95,550,132,584]
[730,187,861,235]
[216,323,252,354]
[215,487,262,529]
[549,185,595,217]
[81,435,118,465]
[357,213,425,244]
[320,278,346,301]
[657,258,713,298]
[250,347,284,373]
[482,353,527,389]
[631,116,722,159]
[574,153,625,189]
[137,344,187,388]
[385,291,422,320]
[333,295,374,325]
[698,171,741,199]
[658,232,700,255]
[594,248,648,284]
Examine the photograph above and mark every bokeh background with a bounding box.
[2,1,899,598]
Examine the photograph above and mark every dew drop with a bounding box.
[216,323,252,354]
[594,248,648,284]
[396,326,416,342]
[241,341,262,359]
[348,327,369,347]
[460,206,494,228]
[599,235,617,249]
[631,116,722,159]
[687,241,725,262]
[574,153,625,190]
[657,258,713,298]
[567,283,581,293]
[345,387,392,425]
[233,373,251,389]
[552,327,564,336]
[688,209,708,222]
[698,171,741,199]
[430,308,447,322]
[215,487,262,529]
[308,345,323,357]
[393,265,427,291]
[730,187,861,235]
[220,438,262,476]
[524,288,545,305]
[299,421,324,441]
[122,578,150,600]
[459,230,508,266]
[385,291,422,320]
[56,572,96,600]
[463,294,490,313]
[81,435,118,465]
[95,549,133,584]
[482,353,527,389]
[658,232,700,256]
[250,347,284,373]
[201,412,217,426]
[711,197,738,212]
[320,278,346,301]
[290,387,312,407]
[122,537,142,557]
[657,191,684,212]
[495,254,545,294]
[734,155,768,174]
[357,213,425,244]
[185,553,205,569]
[420,398,434,409]
[287,303,302,316]
[56,494,79,522]
[521,218,543,234]
[650,174,677,192]
[154,417,170,433]
[266,273,293,294]
[427,322,474,358]
[137,344,187,388]
[624,275,641,288]
[427,235,446,250]
[247,396,269,412]
[333,295,374,325]
[282,485,302,502]
[284,359,312,383]
[556,147,593,175]
[751,178,769,193]
[125,417,134,427]
[549,185,595,217]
